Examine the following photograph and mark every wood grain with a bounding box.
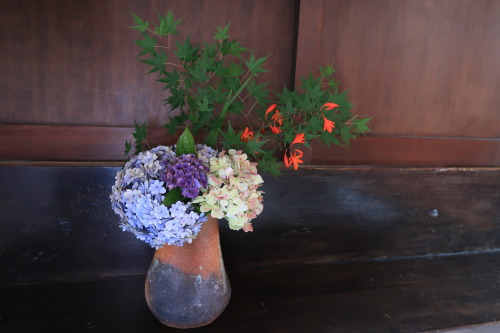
[1,124,499,165]
[3,0,499,167]
[294,0,325,87]
[296,0,500,139]
[307,136,500,166]
[0,124,135,161]
[1,165,498,285]
[0,0,297,126]
[426,323,500,333]
[2,252,500,332]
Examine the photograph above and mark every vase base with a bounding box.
[145,258,231,329]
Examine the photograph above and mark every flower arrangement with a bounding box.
[111,128,263,247]
[110,10,371,248]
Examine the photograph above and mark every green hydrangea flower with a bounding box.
[193,149,264,231]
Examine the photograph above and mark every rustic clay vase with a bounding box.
[145,217,231,328]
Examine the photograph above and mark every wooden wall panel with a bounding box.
[296,0,500,139]
[1,0,499,166]
[0,0,297,127]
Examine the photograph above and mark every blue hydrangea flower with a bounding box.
[110,145,215,248]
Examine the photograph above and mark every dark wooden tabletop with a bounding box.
[1,165,499,332]
[2,251,500,332]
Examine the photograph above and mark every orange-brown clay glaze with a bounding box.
[145,217,231,328]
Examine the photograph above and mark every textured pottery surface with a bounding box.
[145,217,231,328]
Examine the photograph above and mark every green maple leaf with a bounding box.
[164,113,188,134]
[244,137,268,157]
[257,157,282,177]
[174,37,199,62]
[319,64,335,77]
[165,10,183,34]
[124,140,132,155]
[165,88,186,109]
[196,90,213,112]
[221,77,240,93]
[319,132,342,148]
[245,53,269,75]
[135,34,156,56]
[158,70,181,90]
[204,118,224,148]
[225,61,244,77]
[246,80,269,102]
[300,73,320,91]
[203,42,218,59]
[282,127,295,146]
[340,126,355,146]
[187,52,215,82]
[220,122,242,149]
[140,50,167,74]
[352,117,373,134]
[210,85,226,104]
[130,13,149,33]
[296,93,312,110]
[305,81,324,101]
[164,121,178,135]
[307,116,323,133]
[330,91,352,115]
[328,78,339,90]
[156,10,182,35]
[226,100,244,114]
[221,40,248,57]
[214,23,230,40]
[132,120,148,154]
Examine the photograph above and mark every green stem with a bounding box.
[218,74,253,123]
[204,74,254,148]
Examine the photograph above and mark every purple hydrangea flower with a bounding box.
[161,154,209,199]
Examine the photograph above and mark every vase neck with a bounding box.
[154,217,222,277]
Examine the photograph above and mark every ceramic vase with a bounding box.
[145,217,231,328]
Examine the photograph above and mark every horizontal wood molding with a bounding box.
[0,124,179,161]
[1,124,499,166]
[308,136,500,166]
[0,124,134,161]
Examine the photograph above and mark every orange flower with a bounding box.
[291,133,306,146]
[285,149,304,170]
[284,147,304,170]
[284,151,291,168]
[270,125,282,134]
[291,149,304,170]
[240,127,254,142]
[321,102,339,111]
[322,115,335,133]
[271,111,284,126]
[265,104,277,117]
